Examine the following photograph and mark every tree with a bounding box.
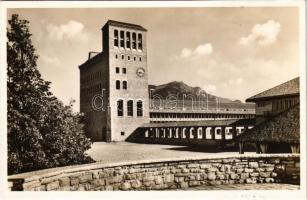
[7,14,93,175]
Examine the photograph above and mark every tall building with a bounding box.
[79,20,255,142]
[79,20,149,142]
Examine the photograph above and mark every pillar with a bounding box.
[221,126,226,141]
[290,143,300,153]
[260,143,269,153]
[255,142,261,154]
[232,126,237,139]
[239,142,244,154]
[202,127,207,139]
[212,127,216,140]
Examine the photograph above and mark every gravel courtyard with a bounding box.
[86,142,253,163]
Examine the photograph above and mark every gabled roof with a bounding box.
[236,104,299,143]
[246,77,299,102]
[102,20,147,31]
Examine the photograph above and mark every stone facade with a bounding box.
[8,155,299,191]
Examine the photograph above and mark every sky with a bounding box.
[8,7,300,111]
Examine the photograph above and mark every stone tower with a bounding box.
[79,20,149,142]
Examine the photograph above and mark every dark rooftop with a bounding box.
[246,77,299,102]
[102,20,147,31]
[236,104,299,143]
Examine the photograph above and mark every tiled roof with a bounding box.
[237,104,299,143]
[140,119,255,128]
[246,77,299,102]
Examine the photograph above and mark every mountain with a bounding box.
[148,81,242,103]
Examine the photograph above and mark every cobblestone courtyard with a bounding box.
[86,142,253,163]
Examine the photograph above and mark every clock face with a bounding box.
[136,67,145,77]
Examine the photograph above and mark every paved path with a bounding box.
[172,183,299,190]
[86,142,254,163]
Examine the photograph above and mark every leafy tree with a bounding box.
[7,14,93,175]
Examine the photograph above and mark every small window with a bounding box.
[122,55,124,60]
[114,30,119,47]
[122,68,127,74]
[120,30,124,48]
[132,33,136,50]
[117,100,123,116]
[116,80,120,90]
[128,56,130,60]
[134,57,136,61]
[138,33,142,50]
[139,57,142,62]
[116,67,120,74]
[127,100,133,116]
[123,81,127,90]
[115,54,118,59]
[137,101,143,117]
[126,32,131,49]
[121,131,125,136]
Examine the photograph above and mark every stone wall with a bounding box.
[8,154,299,191]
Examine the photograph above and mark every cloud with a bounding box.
[46,20,89,42]
[239,20,281,46]
[40,55,61,66]
[228,78,243,85]
[173,43,213,60]
[202,84,217,94]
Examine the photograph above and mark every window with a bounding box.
[138,33,142,50]
[128,56,130,60]
[134,56,136,61]
[127,100,133,116]
[126,32,131,49]
[137,100,143,117]
[114,30,118,47]
[121,131,125,136]
[139,57,142,62]
[132,33,136,50]
[122,55,124,60]
[116,67,120,73]
[120,31,124,48]
[115,54,118,59]
[123,81,127,90]
[122,68,127,74]
[116,80,120,89]
[117,100,123,116]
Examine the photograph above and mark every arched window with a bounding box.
[127,100,133,116]
[137,100,143,117]
[116,80,120,89]
[120,31,125,48]
[126,32,131,49]
[138,33,142,50]
[132,33,136,50]
[114,30,118,47]
[117,100,123,116]
[123,81,127,90]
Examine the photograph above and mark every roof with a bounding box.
[236,104,299,143]
[78,52,104,69]
[140,119,255,128]
[102,20,147,31]
[246,77,299,102]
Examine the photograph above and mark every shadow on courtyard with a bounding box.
[161,145,255,153]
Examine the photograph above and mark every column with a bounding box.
[239,142,244,154]
[212,127,216,140]
[202,127,207,139]
[221,126,226,141]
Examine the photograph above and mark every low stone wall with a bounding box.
[8,154,299,191]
